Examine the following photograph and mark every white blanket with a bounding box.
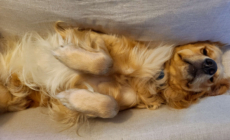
[0,0,230,44]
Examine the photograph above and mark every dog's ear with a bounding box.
[206,41,226,49]
[207,78,230,96]
[163,87,206,109]
[163,87,191,109]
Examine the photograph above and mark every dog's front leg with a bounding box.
[52,45,113,75]
[56,89,119,118]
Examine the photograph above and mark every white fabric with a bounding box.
[0,0,230,44]
[1,0,230,139]
[1,94,230,140]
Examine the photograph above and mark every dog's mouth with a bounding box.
[187,64,197,83]
[183,59,197,81]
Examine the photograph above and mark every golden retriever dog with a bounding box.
[0,22,229,128]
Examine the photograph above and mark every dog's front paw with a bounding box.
[52,45,78,70]
[56,89,119,118]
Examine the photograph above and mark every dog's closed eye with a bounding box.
[201,47,208,56]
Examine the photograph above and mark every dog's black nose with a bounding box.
[202,58,217,75]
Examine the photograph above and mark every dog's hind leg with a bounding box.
[56,88,119,118]
[0,74,44,113]
[0,82,31,113]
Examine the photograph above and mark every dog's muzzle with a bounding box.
[202,58,217,75]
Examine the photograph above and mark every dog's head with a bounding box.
[163,42,229,108]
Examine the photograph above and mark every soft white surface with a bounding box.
[222,46,230,77]
[0,0,230,44]
[1,94,230,140]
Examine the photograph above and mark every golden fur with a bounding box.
[0,22,229,128]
